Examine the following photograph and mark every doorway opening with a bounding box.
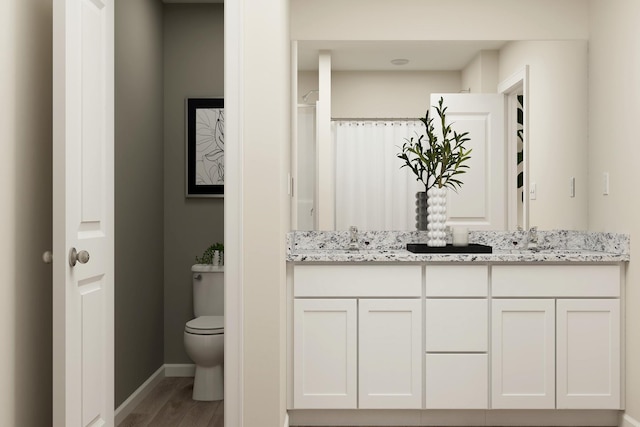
[499,66,529,230]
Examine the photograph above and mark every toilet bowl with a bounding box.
[184,315,224,401]
[184,265,225,401]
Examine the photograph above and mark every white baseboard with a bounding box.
[164,363,196,377]
[622,413,640,427]
[289,409,620,426]
[114,365,165,426]
[284,412,290,427]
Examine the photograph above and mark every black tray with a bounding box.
[406,243,493,254]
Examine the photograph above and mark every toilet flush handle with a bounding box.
[194,274,202,280]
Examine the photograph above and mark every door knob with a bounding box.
[42,251,53,264]
[69,248,90,267]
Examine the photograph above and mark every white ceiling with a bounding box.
[297,40,508,71]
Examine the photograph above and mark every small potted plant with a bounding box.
[196,242,224,266]
[397,97,472,246]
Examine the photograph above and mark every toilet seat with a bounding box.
[185,316,224,335]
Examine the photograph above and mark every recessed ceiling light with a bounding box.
[391,58,409,66]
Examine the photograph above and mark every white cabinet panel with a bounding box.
[294,265,421,297]
[492,299,555,409]
[293,299,357,408]
[358,299,422,409]
[425,265,488,297]
[492,265,620,297]
[425,354,488,409]
[557,299,621,409]
[425,299,487,352]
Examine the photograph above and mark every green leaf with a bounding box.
[397,97,472,191]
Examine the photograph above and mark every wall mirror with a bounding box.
[291,39,588,232]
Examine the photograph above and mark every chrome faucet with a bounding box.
[527,226,538,251]
[348,226,359,251]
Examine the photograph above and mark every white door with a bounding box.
[431,94,506,230]
[491,299,555,409]
[358,299,422,409]
[557,299,621,409]
[53,0,114,425]
[293,299,357,409]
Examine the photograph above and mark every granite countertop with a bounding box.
[286,230,630,263]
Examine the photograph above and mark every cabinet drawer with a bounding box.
[426,299,487,352]
[294,265,421,297]
[425,354,488,409]
[426,265,488,297]
[492,265,621,297]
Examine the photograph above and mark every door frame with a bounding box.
[224,1,243,426]
[498,65,529,231]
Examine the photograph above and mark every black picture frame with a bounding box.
[186,98,225,197]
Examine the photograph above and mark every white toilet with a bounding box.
[184,264,224,401]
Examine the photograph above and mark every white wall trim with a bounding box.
[164,364,196,377]
[114,365,165,426]
[224,0,244,425]
[283,412,290,427]
[621,413,640,427]
[497,66,528,94]
[316,51,333,230]
[498,65,529,230]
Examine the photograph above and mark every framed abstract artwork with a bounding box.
[186,98,224,197]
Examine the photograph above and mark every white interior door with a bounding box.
[53,0,114,425]
[431,93,506,230]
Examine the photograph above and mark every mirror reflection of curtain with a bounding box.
[334,120,422,231]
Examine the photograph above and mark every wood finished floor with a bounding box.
[118,377,223,427]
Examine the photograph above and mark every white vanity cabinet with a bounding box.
[556,298,621,409]
[293,298,357,409]
[292,265,422,410]
[358,298,422,409]
[288,260,625,421]
[425,265,489,409]
[491,298,556,409]
[491,265,622,410]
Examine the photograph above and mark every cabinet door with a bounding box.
[425,354,488,409]
[359,299,422,409]
[557,299,621,409]
[491,299,555,409]
[293,299,357,408]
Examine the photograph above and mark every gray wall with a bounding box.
[115,0,165,407]
[0,0,52,425]
[163,4,224,363]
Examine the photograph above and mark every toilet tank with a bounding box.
[192,264,224,317]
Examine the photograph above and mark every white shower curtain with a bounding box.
[333,120,423,231]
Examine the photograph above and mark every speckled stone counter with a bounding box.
[286,230,630,263]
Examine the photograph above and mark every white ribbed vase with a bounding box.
[426,187,447,247]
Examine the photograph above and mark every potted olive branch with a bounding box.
[397,97,472,192]
[397,97,472,244]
